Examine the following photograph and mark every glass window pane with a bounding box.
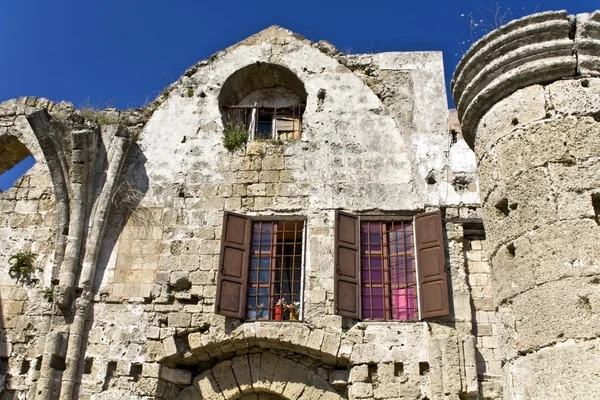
[259,269,270,283]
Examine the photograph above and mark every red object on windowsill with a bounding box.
[274,305,284,320]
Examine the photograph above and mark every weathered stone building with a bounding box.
[0,9,599,400]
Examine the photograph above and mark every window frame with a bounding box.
[222,104,305,142]
[359,218,418,321]
[334,210,449,321]
[215,212,307,321]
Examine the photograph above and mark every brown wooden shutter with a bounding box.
[335,211,361,318]
[415,210,449,318]
[215,212,251,318]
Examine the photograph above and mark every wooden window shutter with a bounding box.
[335,211,360,318]
[415,210,450,318]
[215,212,251,318]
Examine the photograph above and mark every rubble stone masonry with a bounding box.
[0,9,598,400]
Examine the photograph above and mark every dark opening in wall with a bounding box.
[49,355,66,371]
[0,358,8,376]
[367,364,377,383]
[394,362,404,376]
[507,242,516,257]
[102,361,118,391]
[20,359,30,375]
[0,135,36,192]
[129,363,142,382]
[84,358,94,374]
[591,193,600,225]
[34,357,42,371]
[419,362,430,375]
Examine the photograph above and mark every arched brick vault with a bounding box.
[160,325,350,368]
[175,353,344,400]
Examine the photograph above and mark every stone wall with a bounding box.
[453,10,600,400]
[0,25,509,400]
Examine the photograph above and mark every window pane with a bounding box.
[247,219,304,321]
[392,287,417,320]
[258,268,270,283]
[360,220,417,321]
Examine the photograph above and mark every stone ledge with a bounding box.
[452,10,600,149]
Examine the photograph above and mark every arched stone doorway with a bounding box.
[174,353,345,400]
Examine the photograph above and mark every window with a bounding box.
[223,105,304,141]
[215,212,305,321]
[360,220,417,320]
[335,211,449,320]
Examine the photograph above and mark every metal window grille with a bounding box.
[360,220,418,321]
[246,220,304,321]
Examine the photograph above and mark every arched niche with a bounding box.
[219,63,307,141]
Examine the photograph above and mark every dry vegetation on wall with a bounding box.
[457,2,540,54]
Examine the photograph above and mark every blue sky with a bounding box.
[0,0,598,189]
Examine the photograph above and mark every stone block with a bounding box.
[262,154,284,170]
[168,313,191,328]
[483,167,557,249]
[194,370,225,400]
[160,366,192,386]
[504,276,600,354]
[175,385,201,400]
[0,341,12,357]
[548,78,600,117]
[270,356,296,394]
[212,360,240,399]
[231,355,253,393]
[320,332,341,364]
[504,337,600,400]
[142,363,160,378]
[282,363,313,400]
[111,283,153,299]
[300,373,331,399]
[349,364,369,383]
[248,353,261,386]
[306,329,325,356]
[348,382,373,399]
[475,85,546,158]
[492,219,600,304]
[2,300,24,314]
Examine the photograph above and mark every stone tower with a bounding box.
[453,10,600,399]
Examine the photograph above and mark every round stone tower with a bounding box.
[453,10,600,399]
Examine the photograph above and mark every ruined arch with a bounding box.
[0,135,35,191]
[175,353,344,400]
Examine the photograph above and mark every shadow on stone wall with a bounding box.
[93,141,149,293]
[73,141,149,399]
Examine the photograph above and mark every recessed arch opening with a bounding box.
[0,135,36,191]
[173,353,344,400]
[219,63,307,142]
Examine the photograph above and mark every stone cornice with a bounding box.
[452,10,600,149]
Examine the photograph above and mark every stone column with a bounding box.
[453,10,600,399]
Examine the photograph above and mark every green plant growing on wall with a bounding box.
[223,121,249,151]
[42,284,55,302]
[8,250,39,286]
